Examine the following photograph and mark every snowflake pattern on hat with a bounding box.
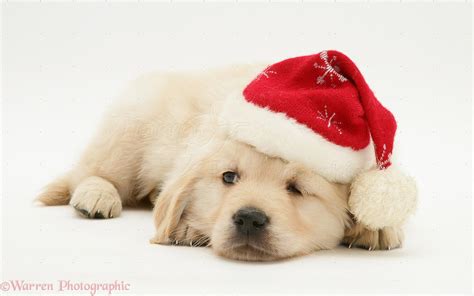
[255,66,277,81]
[316,105,343,135]
[314,51,348,87]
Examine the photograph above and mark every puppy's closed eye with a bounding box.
[286,182,302,196]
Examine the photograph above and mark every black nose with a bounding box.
[233,207,269,236]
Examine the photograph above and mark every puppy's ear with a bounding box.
[150,167,198,245]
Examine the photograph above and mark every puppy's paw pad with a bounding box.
[71,189,122,219]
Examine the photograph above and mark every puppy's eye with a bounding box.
[222,171,239,184]
[287,183,302,195]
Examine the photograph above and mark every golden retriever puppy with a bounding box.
[150,139,350,260]
[38,65,403,261]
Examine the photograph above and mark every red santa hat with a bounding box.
[219,50,417,230]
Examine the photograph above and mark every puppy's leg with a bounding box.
[165,216,210,247]
[70,176,122,219]
[342,222,404,250]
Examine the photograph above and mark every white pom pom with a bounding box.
[348,166,417,230]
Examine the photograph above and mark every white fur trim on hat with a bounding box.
[218,94,376,184]
[349,166,417,230]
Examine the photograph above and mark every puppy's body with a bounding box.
[65,66,263,205]
[39,65,403,260]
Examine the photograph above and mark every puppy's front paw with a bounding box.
[342,223,403,251]
[70,177,122,219]
[150,223,209,247]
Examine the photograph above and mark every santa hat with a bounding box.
[219,50,417,230]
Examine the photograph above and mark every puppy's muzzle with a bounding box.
[232,207,268,236]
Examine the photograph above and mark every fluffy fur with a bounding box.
[37,65,405,261]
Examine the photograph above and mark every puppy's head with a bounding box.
[151,140,350,261]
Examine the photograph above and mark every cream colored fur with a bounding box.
[38,65,404,260]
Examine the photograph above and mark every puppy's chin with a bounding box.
[212,234,286,261]
[215,244,280,262]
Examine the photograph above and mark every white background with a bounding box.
[2,2,472,294]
